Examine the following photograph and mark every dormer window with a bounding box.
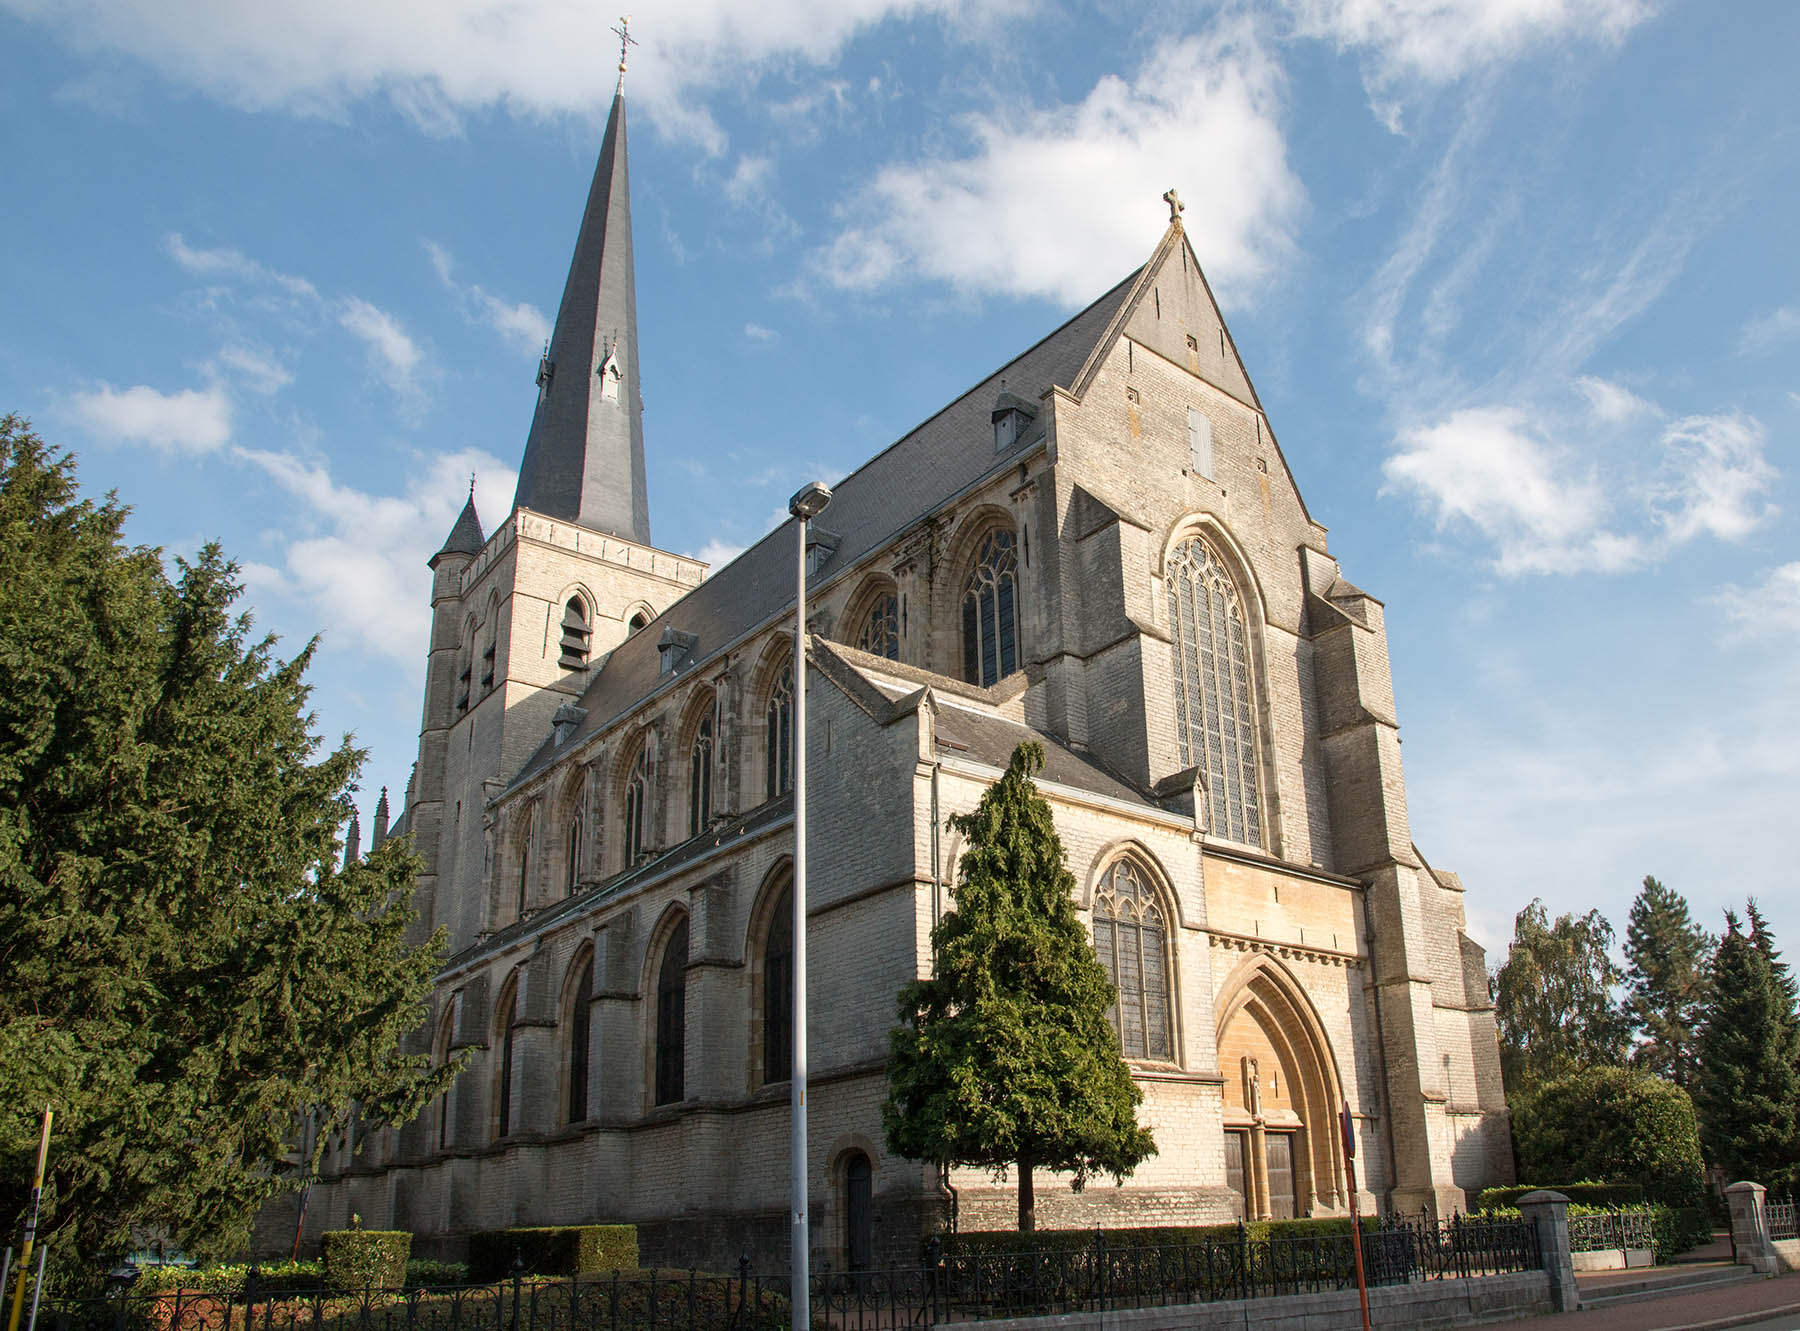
[559,597,592,670]
[658,627,698,677]
[991,392,1036,453]
[805,528,840,577]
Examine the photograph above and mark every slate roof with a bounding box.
[930,702,1153,809]
[505,266,1144,793]
[430,494,484,568]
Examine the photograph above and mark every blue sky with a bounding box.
[2,0,1794,966]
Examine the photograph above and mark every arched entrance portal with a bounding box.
[1215,956,1347,1220]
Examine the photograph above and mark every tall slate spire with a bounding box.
[512,90,651,544]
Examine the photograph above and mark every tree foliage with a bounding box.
[1509,1066,1705,1208]
[0,418,454,1279]
[1623,876,1713,1089]
[1694,909,1800,1191]
[883,743,1155,1231]
[1493,900,1630,1098]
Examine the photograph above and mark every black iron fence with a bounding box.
[1567,1209,1655,1255]
[1768,1197,1797,1242]
[31,1217,1542,1331]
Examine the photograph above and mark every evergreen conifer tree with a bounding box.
[0,418,454,1276]
[1623,876,1713,1089]
[1693,910,1800,1192]
[1745,899,1799,1043]
[884,742,1155,1231]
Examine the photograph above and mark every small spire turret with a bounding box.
[372,787,391,851]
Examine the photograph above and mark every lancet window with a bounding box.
[494,976,519,1138]
[559,596,592,669]
[689,701,715,837]
[765,662,794,801]
[654,918,689,1106]
[1091,860,1172,1061]
[762,885,793,1085]
[624,744,651,867]
[1166,536,1262,846]
[858,593,900,660]
[566,953,593,1123]
[962,528,1019,687]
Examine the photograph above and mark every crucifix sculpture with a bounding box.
[1163,188,1185,225]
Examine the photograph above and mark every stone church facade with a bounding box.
[267,85,1512,1269]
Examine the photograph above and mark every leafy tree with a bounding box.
[0,418,454,1280]
[1694,910,1800,1191]
[1623,876,1713,1089]
[1493,900,1630,1097]
[884,742,1155,1231]
[1510,1066,1705,1207]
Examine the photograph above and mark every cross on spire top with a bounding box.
[1163,188,1185,225]
[613,16,638,94]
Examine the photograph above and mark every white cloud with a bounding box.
[812,23,1302,307]
[1648,413,1777,545]
[1381,405,1641,574]
[692,538,748,571]
[71,381,232,454]
[1287,0,1650,90]
[744,323,779,344]
[1576,374,1655,425]
[216,344,294,394]
[1,0,1027,146]
[1716,563,1800,638]
[424,240,550,357]
[1738,305,1800,355]
[165,231,317,299]
[235,445,515,665]
[337,297,425,397]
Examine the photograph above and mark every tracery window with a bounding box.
[961,528,1019,687]
[566,953,593,1123]
[762,885,793,1085]
[624,745,651,867]
[433,1002,456,1151]
[1091,860,1172,1061]
[559,597,592,669]
[654,918,689,1105]
[765,662,794,801]
[494,977,519,1138]
[689,701,715,837]
[1166,536,1262,846]
[565,812,583,897]
[516,820,532,916]
[858,593,900,660]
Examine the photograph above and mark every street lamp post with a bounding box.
[787,480,832,1331]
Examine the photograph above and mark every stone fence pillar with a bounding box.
[1727,1181,1776,1274]
[1517,1190,1580,1312]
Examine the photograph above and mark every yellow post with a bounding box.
[6,1107,52,1331]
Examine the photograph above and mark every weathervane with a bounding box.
[613,16,638,94]
[1163,188,1185,226]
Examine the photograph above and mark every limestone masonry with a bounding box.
[260,87,1512,1269]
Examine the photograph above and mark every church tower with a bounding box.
[409,77,703,954]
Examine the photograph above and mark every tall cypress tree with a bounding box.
[1623,876,1713,1089]
[1693,911,1800,1192]
[884,742,1155,1231]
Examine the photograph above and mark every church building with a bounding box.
[275,74,1512,1268]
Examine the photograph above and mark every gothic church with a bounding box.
[271,80,1512,1268]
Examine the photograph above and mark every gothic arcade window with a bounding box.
[624,745,650,867]
[689,700,715,837]
[560,597,592,670]
[565,813,583,897]
[654,918,689,1106]
[1166,536,1262,846]
[961,528,1019,687]
[566,954,593,1123]
[434,1003,456,1151]
[765,662,794,801]
[516,825,531,916]
[763,885,793,1085]
[858,592,900,660]
[1091,860,1172,1061]
[494,978,518,1138]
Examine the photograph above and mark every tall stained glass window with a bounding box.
[765,663,794,800]
[858,593,900,660]
[961,528,1019,687]
[1166,537,1262,846]
[1091,860,1172,1060]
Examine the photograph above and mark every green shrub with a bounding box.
[1476,1182,1647,1210]
[1509,1068,1705,1208]
[133,1261,326,1295]
[403,1261,471,1289]
[321,1231,412,1290]
[466,1226,639,1282]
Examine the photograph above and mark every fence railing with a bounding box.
[1567,1209,1656,1255]
[1768,1197,1797,1242]
[30,1218,1544,1331]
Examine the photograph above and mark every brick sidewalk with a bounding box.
[1510,1271,1800,1330]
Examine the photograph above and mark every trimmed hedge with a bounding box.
[467,1226,639,1282]
[1476,1182,1645,1210]
[322,1231,412,1291]
[930,1218,1378,1260]
[403,1261,472,1289]
[133,1262,326,1296]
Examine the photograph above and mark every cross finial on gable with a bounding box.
[612,16,638,94]
[1163,188,1185,225]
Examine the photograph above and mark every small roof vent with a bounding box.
[658,626,699,676]
[992,391,1037,453]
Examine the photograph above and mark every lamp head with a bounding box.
[788,481,833,520]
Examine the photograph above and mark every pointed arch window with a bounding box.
[765,662,794,801]
[516,819,532,916]
[962,528,1019,687]
[1091,860,1172,1061]
[457,616,475,714]
[565,812,583,897]
[654,918,689,1106]
[624,745,651,867]
[433,1001,456,1151]
[689,701,716,837]
[560,597,592,670]
[858,593,900,660]
[1166,536,1262,846]
[494,977,519,1138]
[763,885,793,1085]
[566,954,593,1124]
